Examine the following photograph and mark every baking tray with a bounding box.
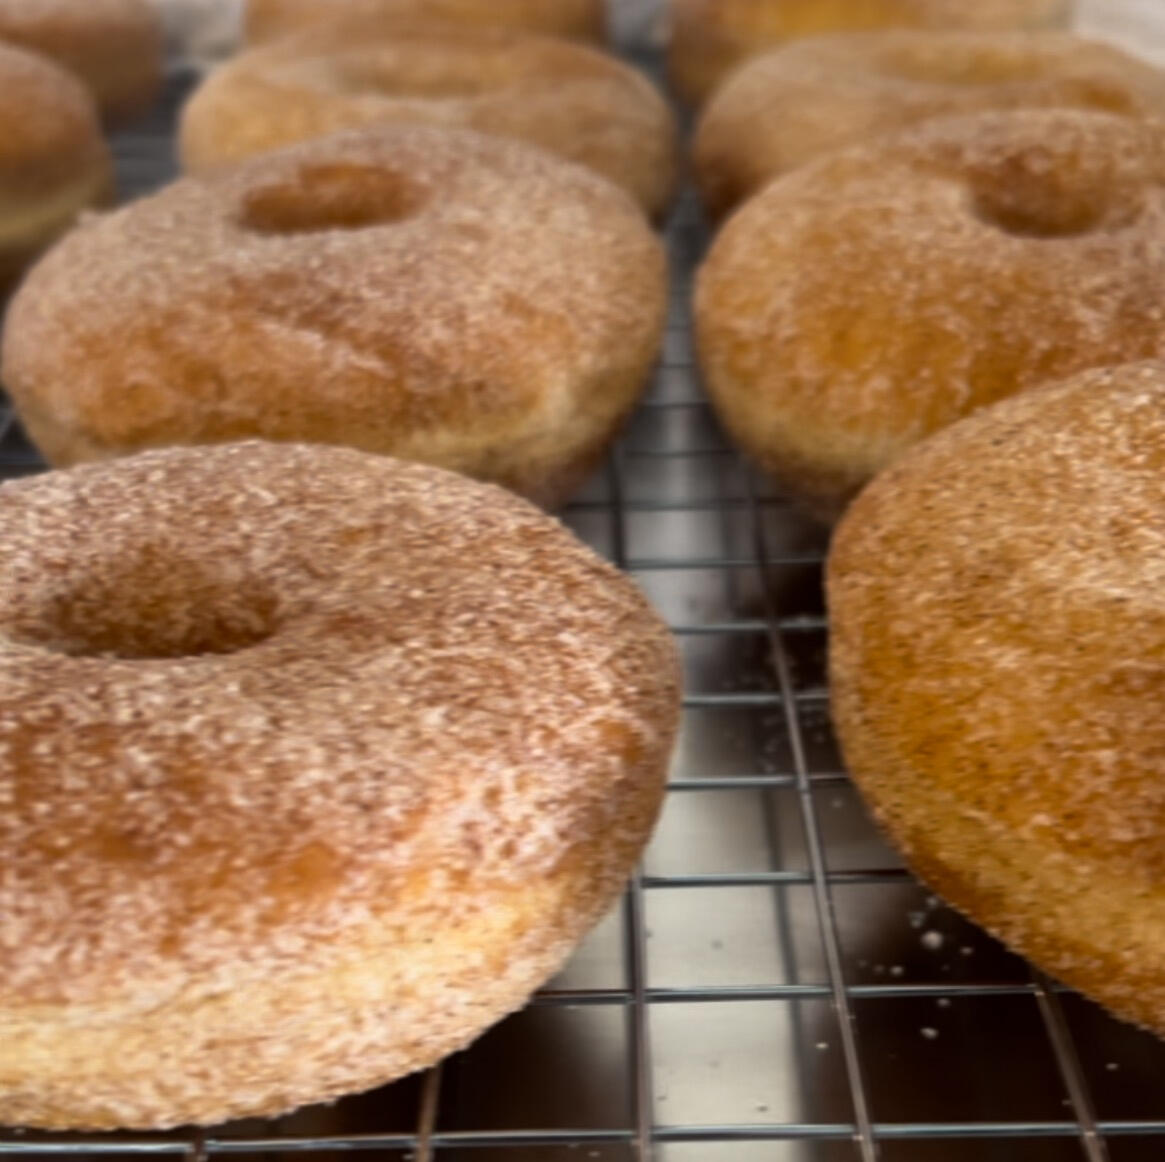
[2,43,1165,1162]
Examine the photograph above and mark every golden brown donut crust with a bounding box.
[0,41,112,287]
[1,125,667,507]
[246,0,606,45]
[669,0,1073,106]
[828,361,1165,1038]
[0,439,681,1129]
[179,23,678,220]
[0,0,162,123]
[695,30,1165,219]
[695,109,1165,519]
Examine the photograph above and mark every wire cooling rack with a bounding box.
[3,49,1165,1162]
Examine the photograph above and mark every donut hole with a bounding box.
[970,183,1144,239]
[240,162,423,234]
[12,575,281,661]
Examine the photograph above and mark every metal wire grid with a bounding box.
[2,65,1165,1162]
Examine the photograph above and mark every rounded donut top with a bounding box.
[695,30,1165,216]
[696,108,1165,514]
[245,0,607,45]
[179,22,678,217]
[0,0,163,120]
[669,0,1073,104]
[2,125,666,495]
[0,440,681,1009]
[0,39,109,197]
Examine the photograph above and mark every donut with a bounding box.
[1,126,666,507]
[179,23,678,220]
[695,31,1165,219]
[246,0,606,45]
[0,438,681,1129]
[0,0,163,123]
[669,0,1073,106]
[695,108,1165,519]
[828,361,1165,1037]
[0,42,112,288]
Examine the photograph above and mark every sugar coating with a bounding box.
[0,40,111,281]
[829,361,1165,1037]
[179,22,678,217]
[245,0,606,44]
[0,441,681,1011]
[694,30,1165,217]
[668,0,1072,105]
[0,0,162,121]
[1,124,666,506]
[696,108,1165,517]
[0,41,106,185]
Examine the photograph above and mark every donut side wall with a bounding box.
[828,364,1165,1038]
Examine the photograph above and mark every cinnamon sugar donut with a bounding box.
[829,361,1165,1037]
[1,126,666,507]
[246,0,606,45]
[0,0,163,122]
[695,31,1165,219]
[179,24,678,219]
[696,109,1165,519]
[0,42,112,288]
[669,0,1073,106]
[0,439,681,1129]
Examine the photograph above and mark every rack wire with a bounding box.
[3,46,1165,1162]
